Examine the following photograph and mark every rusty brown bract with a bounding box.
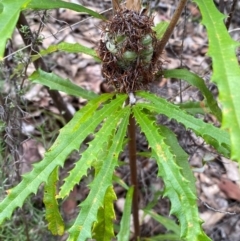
[98,8,162,93]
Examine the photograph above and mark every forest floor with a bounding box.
[1,0,240,240]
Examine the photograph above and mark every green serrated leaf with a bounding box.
[193,0,240,161]
[43,167,64,235]
[136,91,230,157]
[25,0,106,20]
[67,107,130,241]
[163,69,222,121]
[158,125,196,195]
[91,132,114,172]
[29,69,97,100]
[0,93,125,224]
[133,105,211,241]
[59,107,129,199]
[0,0,30,59]
[117,186,134,241]
[92,186,116,241]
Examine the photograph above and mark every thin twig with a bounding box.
[16,12,73,123]
[229,28,240,33]
[201,200,236,215]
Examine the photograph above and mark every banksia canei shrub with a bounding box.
[98,8,161,93]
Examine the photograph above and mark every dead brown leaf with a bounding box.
[218,178,240,202]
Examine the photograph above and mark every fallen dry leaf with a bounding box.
[218,178,240,201]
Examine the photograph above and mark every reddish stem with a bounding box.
[128,112,140,240]
[153,0,188,63]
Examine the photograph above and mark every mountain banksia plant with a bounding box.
[1,0,239,240]
[98,7,161,93]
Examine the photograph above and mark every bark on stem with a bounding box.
[128,112,140,240]
[153,0,188,63]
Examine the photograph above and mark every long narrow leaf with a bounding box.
[31,42,100,62]
[113,175,129,190]
[144,233,183,241]
[144,210,180,236]
[117,186,134,241]
[26,0,106,20]
[0,94,126,224]
[29,69,97,100]
[133,105,211,241]
[193,0,240,161]
[157,125,196,195]
[43,167,64,235]
[136,91,230,157]
[92,186,117,241]
[59,107,129,199]
[68,106,130,241]
[163,69,222,121]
